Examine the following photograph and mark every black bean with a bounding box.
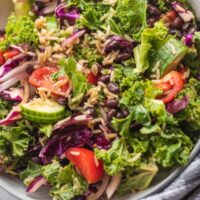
[105,99,118,108]
[122,109,129,117]
[147,17,157,27]
[148,4,161,16]
[170,17,183,30]
[98,74,110,83]
[116,112,124,119]
[108,82,120,93]
[74,196,86,200]
[107,109,117,120]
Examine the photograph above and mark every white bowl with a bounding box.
[0,0,200,200]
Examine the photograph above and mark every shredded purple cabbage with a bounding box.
[166,96,189,114]
[39,126,92,164]
[55,4,80,25]
[104,36,136,61]
[0,88,23,102]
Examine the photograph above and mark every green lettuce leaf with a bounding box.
[20,161,42,186]
[0,14,38,50]
[113,0,147,38]
[117,162,158,195]
[39,124,53,138]
[152,126,193,167]
[175,78,200,132]
[133,21,168,74]
[60,57,88,109]
[95,138,143,175]
[0,121,32,161]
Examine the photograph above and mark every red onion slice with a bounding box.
[87,175,110,200]
[62,30,85,48]
[0,107,21,126]
[0,88,23,102]
[0,61,37,83]
[53,114,92,131]
[0,72,29,92]
[26,176,46,193]
[106,175,122,199]
[20,79,30,104]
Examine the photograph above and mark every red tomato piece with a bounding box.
[87,72,98,85]
[3,49,20,60]
[29,67,69,96]
[65,147,104,184]
[0,52,5,65]
[155,71,184,103]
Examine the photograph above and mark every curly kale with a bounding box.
[0,14,38,50]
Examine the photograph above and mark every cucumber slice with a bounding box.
[21,98,65,118]
[151,38,188,77]
[22,112,64,124]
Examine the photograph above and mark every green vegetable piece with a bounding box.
[0,14,38,50]
[21,98,65,123]
[151,38,188,77]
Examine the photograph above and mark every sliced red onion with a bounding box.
[0,107,21,126]
[0,72,28,92]
[21,79,30,104]
[184,34,193,47]
[0,61,37,83]
[0,53,27,78]
[106,175,122,199]
[9,45,36,57]
[0,88,23,102]
[62,30,85,48]
[166,96,189,114]
[26,176,46,193]
[39,1,57,15]
[53,114,92,131]
[87,175,110,200]
[172,1,194,22]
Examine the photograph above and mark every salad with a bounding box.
[0,0,200,199]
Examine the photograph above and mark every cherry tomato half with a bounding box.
[29,67,69,96]
[155,71,184,103]
[87,72,98,85]
[3,49,20,60]
[65,147,104,184]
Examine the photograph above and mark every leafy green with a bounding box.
[46,16,58,31]
[60,57,88,109]
[133,21,168,74]
[21,161,88,200]
[0,99,12,120]
[112,105,151,137]
[74,43,103,67]
[118,162,158,195]
[113,0,147,38]
[39,124,53,138]
[95,138,144,175]
[152,126,193,167]
[0,121,32,162]
[20,161,42,186]
[74,0,110,30]
[119,80,162,108]
[175,78,200,132]
[0,14,38,50]
[50,164,88,200]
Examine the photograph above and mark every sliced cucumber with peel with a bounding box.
[151,38,188,77]
[21,98,65,123]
